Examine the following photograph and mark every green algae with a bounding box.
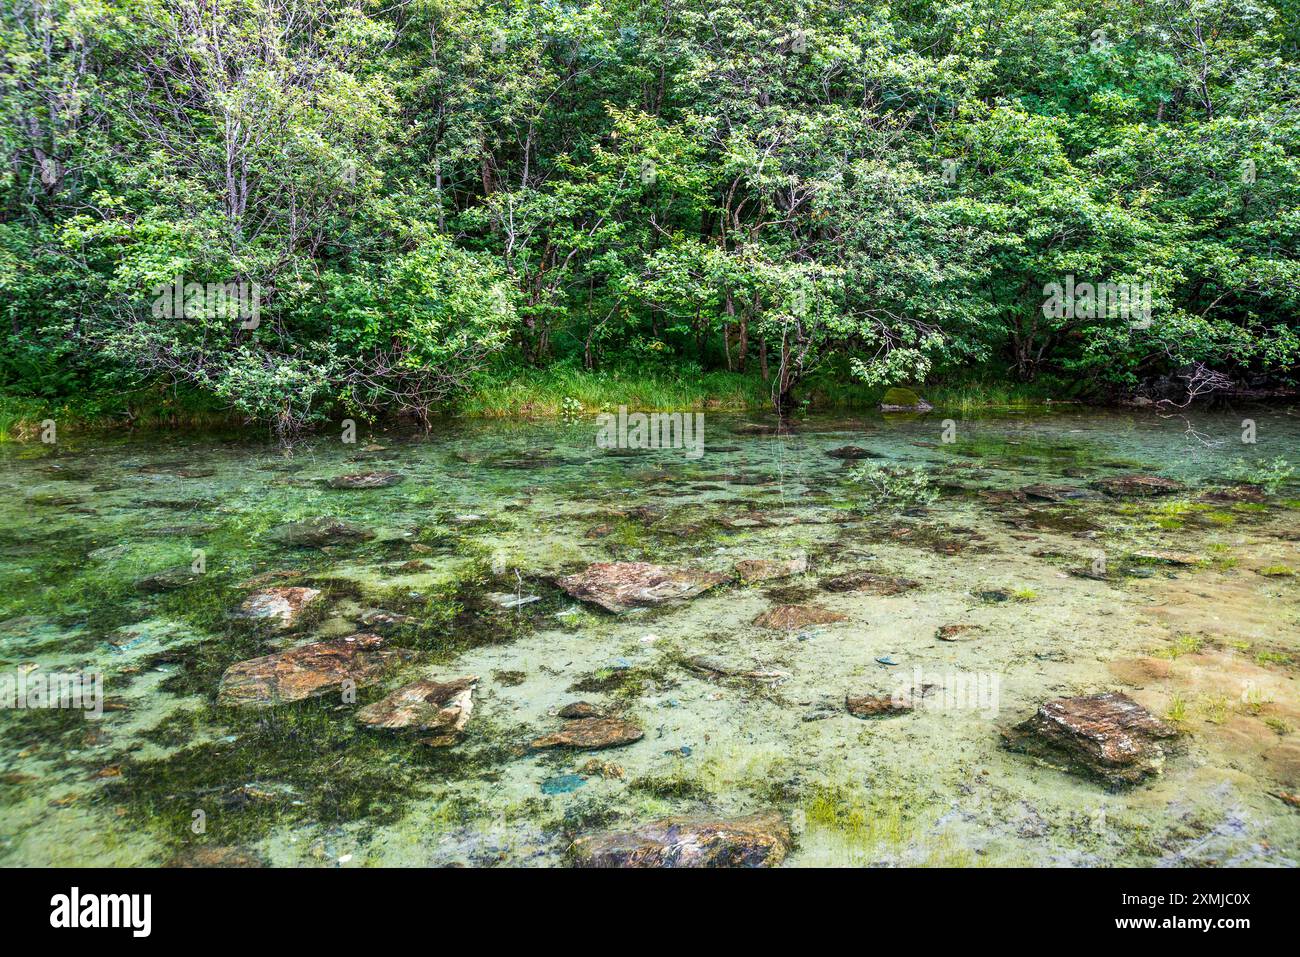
[3,408,1300,866]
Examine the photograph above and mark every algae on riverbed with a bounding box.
[1,408,1298,866]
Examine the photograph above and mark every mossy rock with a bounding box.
[880,387,932,412]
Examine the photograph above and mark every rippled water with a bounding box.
[1,406,1297,866]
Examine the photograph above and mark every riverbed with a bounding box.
[1,406,1297,866]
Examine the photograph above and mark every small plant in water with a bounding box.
[560,396,583,423]
[1165,694,1189,724]
[1155,633,1204,660]
[1200,694,1230,725]
[1263,717,1293,736]
[848,464,937,510]
[1255,650,1292,667]
[1226,456,1294,494]
[1258,565,1294,578]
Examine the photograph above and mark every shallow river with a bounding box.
[1,406,1297,866]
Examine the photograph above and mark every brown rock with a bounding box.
[167,846,266,868]
[936,624,983,642]
[1131,549,1204,567]
[571,812,790,868]
[1004,692,1178,786]
[1092,475,1186,497]
[846,692,913,718]
[1200,484,1268,504]
[558,701,606,719]
[238,570,305,588]
[821,571,919,595]
[684,655,790,682]
[825,446,881,460]
[752,604,847,630]
[531,716,644,750]
[579,758,625,779]
[326,470,404,489]
[217,634,414,707]
[356,676,478,744]
[556,562,727,614]
[134,566,203,592]
[734,555,808,583]
[231,586,321,629]
[1020,484,1101,502]
[268,518,373,547]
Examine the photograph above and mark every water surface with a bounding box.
[1,407,1298,866]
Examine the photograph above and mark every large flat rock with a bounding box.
[356,676,477,745]
[734,556,808,583]
[753,604,847,630]
[571,812,790,867]
[530,716,644,750]
[217,634,414,707]
[267,518,374,547]
[326,470,404,489]
[1092,475,1185,497]
[556,562,727,613]
[1004,692,1178,787]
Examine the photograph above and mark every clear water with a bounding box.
[1,406,1297,867]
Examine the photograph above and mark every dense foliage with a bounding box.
[3,0,1297,431]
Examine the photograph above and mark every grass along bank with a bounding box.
[1,366,1074,441]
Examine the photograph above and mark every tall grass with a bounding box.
[458,366,774,417]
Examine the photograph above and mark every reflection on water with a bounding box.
[1,407,1297,866]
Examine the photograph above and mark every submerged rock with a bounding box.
[571,812,790,868]
[936,623,983,642]
[752,604,847,630]
[820,571,918,595]
[530,716,644,750]
[1004,692,1178,787]
[716,513,777,529]
[846,692,913,718]
[556,562,728,614]
[167,846,266,868]
[578,758,626,779]
[231,586,321,629]
[557,701,606,719]
[217,634,413,707]
[135,566,204,593]
[1200,484,1268,504]
[685,655,790,682]
[734,555,808,583]
[730,422,796,436]
[356,676,478,746]
[326,470,404,489]
[238,570,305,588]
[138,464,216,478]
[826,445,881,460]
[267,518,374,547]
[1131,549,1204,567]
[1020,484,1102,502]
[1092,475,1185,497]
[358,609,418,631]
